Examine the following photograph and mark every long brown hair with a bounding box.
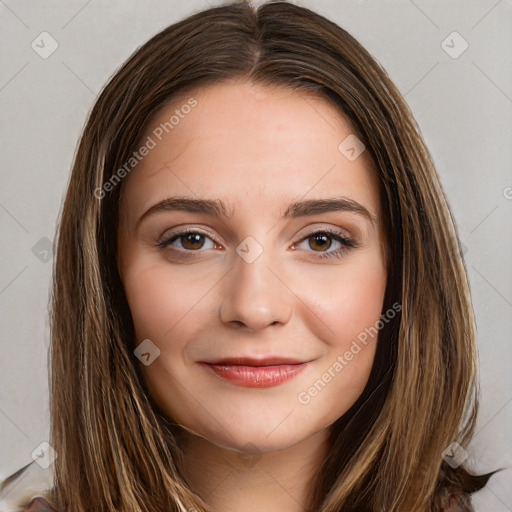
[40,1,494,510]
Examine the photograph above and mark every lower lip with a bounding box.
[202,363,308,388]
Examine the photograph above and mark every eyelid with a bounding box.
[294,223,352,241]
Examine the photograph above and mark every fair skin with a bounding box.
[117,81,387,512]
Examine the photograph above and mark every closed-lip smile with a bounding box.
[200,356,310,388]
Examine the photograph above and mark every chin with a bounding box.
[195,422,317,454]
[178,398,335,455]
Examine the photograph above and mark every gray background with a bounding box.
[0,1,511,510]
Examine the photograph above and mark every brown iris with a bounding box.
[308,233,332,252]
[180,233,206,250]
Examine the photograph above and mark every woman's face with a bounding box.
[117,81,387,453]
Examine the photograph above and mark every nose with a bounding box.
[219,250,293,332]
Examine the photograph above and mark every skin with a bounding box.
[117,81,387,511]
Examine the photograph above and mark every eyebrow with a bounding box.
[136,196,377,227]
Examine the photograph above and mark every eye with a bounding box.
[292,229,356,260]
[156,227,357,260]
[156,229,217,253]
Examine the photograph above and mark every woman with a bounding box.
[3,1,495,511]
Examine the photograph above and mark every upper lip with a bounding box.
[203,357,308,367]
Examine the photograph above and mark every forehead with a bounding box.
[119,81,380,221]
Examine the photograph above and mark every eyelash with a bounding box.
[155,227,357,261]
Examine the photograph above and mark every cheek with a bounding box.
[300,251,387,351]
[294,254,386,414]
[333,266,386,343]
[122,261,211,344]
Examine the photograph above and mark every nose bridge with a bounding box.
[219,240,292,331]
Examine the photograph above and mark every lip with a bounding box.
[200,357,309,388]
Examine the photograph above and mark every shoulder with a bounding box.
[442,493,475,512]
[23,496,57,512]
[0,460,55,512]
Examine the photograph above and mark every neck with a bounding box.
[179,428,330,512]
